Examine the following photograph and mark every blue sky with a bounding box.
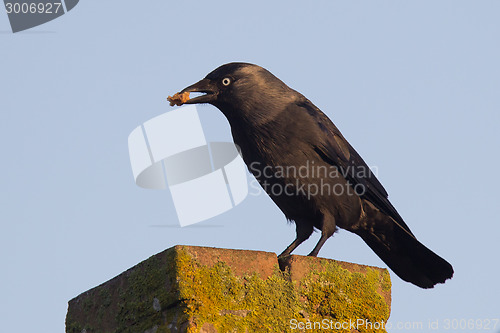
[1,1,499,332]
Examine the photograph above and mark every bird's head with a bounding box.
[178,62,300,124]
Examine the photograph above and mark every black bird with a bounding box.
[176,62,453,288]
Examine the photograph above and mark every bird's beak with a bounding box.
[180,78,218,104]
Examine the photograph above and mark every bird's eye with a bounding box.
[222,77,231,86]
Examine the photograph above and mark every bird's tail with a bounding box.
[354,206,454,288]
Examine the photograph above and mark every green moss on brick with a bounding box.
[66,246,391,333]
[174,247,302,333]
[299,261,390,333]
[113,249,182,333]
[173,248,389,333]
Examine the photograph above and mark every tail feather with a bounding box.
[355,204,454,288]
[359,226,454,288]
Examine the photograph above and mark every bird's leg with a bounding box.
[308,216,336,257]
[278,221,313,258]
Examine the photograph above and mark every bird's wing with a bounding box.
[296,99,414,236]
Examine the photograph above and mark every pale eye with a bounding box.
[222,77,231,86]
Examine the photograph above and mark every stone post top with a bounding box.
[67,245,391,333]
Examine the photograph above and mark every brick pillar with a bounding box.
[66,245,391,333]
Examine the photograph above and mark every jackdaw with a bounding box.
[173,62,453,288]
